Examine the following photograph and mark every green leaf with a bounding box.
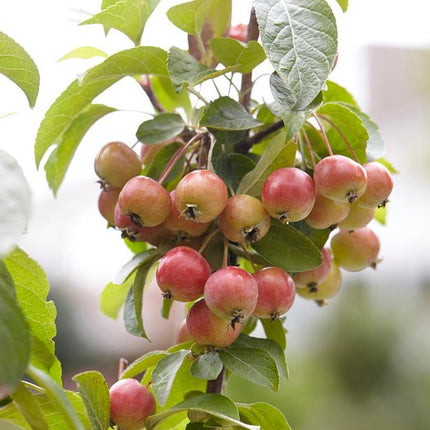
[235,334,288,379]
[317,102,369,163]
[11,383,49,430]
[58,47,108,62]
[81,0,160,45]
[26,365,85,430]
[190,353,223,380]
[374,205,387,225]
[145,142,184,184]
[335,0,348,12]
[211,38,266,74]
[236,133,296,196]
[152,350,190,406]
[167,47,236,91]
[291,220,330,249]
[45,104,116,195]
[0,31,39,107]
[136,113,184,144]
[0,150,31,258]
[252,221,322,272]
[238,402,292,430]
[72,371,110,430]
[3,249,61,384]
[0,263,31,397]
[35,46,167,167]
[323,81,359,108]
[161,297,173,319]
[146,394,258,430]
[121,351,169,379]
[211,142,234,187]
[229,154,256,190]
[200,97,262,131]
[100,274,134,320]
[150,76,192,115]
[260,318,287,351]
[219,346,279,391]
[123,258,156,339]
[254,0,337,110]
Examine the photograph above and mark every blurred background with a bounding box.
[1,0,429,428]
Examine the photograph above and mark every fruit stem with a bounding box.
[312,113,334,156]
[158,132,206,184]
[198,229,220,254]
[317,113,360,163]
[239,8,259,109]
[240,243,257,272]
[301,128,317,168]
[118,358,129,379]
[187,87,209,105]
[206,366,225,394]
[138,76,165,113]
[223,238,229,268]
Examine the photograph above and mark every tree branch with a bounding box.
[234,120,284,153]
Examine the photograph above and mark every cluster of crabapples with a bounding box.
[95,138,393,348]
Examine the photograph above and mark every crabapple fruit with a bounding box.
[355,161,394,208]
[219,194,271,244]
[204,266,258,326]
[186,299,242,347]
[164,191,211,238]
[305,192,350,230]
[175,319,192,344]
[331,227,380,271]
[313,155,367,203]
[261,167,316,223]
[118,176,170,227]
[228,23,248,43]
[293,247,332,288]
[252,267,296,320]
[175,170,228,223]
[94,141,141,189]
[338,201,375,231]
[109,378,156,430]
[156,246,211,302]
[296,262,342,301]
[98,188,120,226]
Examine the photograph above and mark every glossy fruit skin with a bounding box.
[305,192,350,230]
[186,299,242,347]
[261,168,316,223]
[118,176,171,227]
[338,201,375,231]
[296,262,342,301]
[253,267,295,319]
[313,155,368,203]
[355,161,393,208]
[331,227,380,272]
[98,188,120,226]
[175,170,228,223]
[164,191,211,238]
[156,246,211,302]
[114,204,172,245]
[94,141,141,189]
[176,319,192,344]
[293,247,332,288]
[228,23,248,42]
[109,378,156,430]
[219,194,271,244]
[204,266,258,325]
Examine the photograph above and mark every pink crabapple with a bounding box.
[98,188,120,227]
[293,247,332,288]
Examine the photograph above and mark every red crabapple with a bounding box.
[296,262,342,301]
[338,201,375,231]
[313,155,368,203]
[253,267,295,320]
[94,141,141,189]
[109,378,155,430]
[293,247,332,288]
[228,23,248,43]
[261,167,316,223]
[331,227,380,271]
[156,246,211,302]
[186,299,242,347]
[175,319,192,344]
[164,191,211,238]
[305,192,350,230]
[355,161,394,208]
[175,170,228,223]
[118,176,170,227]
[98,188,120,226]
[219,194,271,244]
[204,266,258,327]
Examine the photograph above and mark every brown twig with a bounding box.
[234,120,284,153]
[206,366,225,394]
[139,76,165,113]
